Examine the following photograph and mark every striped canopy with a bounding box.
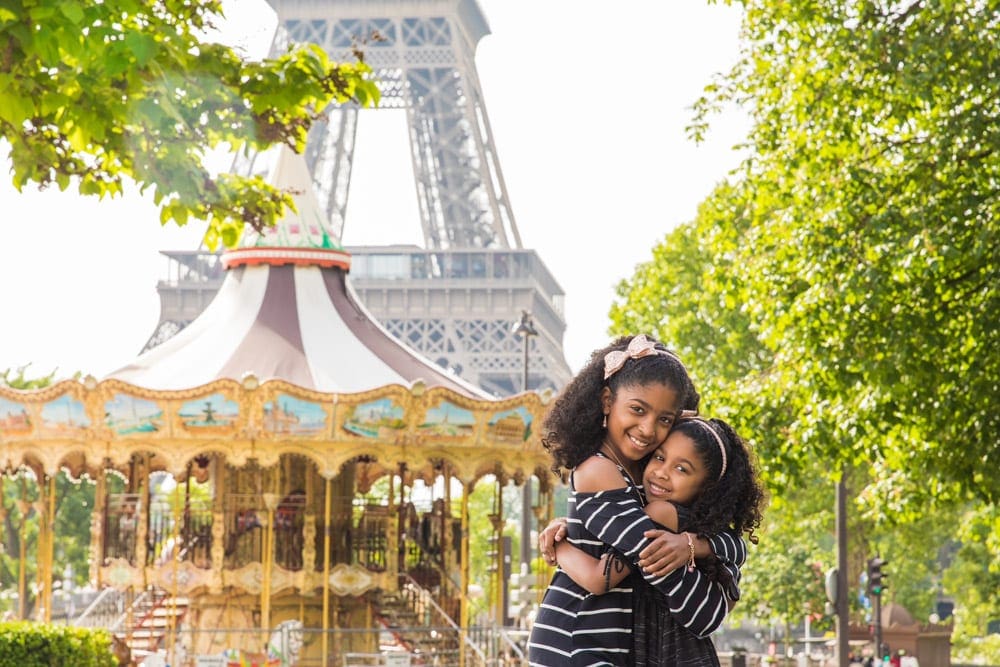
[110,147,487,398]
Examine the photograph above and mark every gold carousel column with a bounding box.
[533,477,554,605]
[386,465,401,579]
[441,464,452,570]
[303,466,316,574]
[41,473,57,623]
[459,482,471,667]
[17,478,30,619]
[89,467,106,587]
[321,475,332,667]
[33,495,46,621]
[489,473,505,626]
[261,492,279,642]
[210,458,226,593]
[135,462,150,582]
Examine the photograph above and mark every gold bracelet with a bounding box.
[684,532,696,572]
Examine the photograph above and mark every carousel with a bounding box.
[0,147,555,666]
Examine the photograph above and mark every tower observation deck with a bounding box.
[144,0,573,396]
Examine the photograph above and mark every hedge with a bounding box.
[0,621,117,667]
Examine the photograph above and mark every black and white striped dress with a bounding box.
[527,453,745,667]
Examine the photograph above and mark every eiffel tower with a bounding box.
[145,0,572,396]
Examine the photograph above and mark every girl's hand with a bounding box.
[539,517,568,565]
[637,529,689,576]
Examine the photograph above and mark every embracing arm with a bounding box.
[552,540,630,595]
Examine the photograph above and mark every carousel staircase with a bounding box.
[373,582,464,666]
[116,587,190,658]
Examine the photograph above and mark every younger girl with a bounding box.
[526,335,747,667]
[551,416,765,666]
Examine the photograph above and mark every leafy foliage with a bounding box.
[0,621,116,667]
[611,0,1000,633]
[0,0,379,249]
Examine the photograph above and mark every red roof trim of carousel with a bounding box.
[222,247,352,270]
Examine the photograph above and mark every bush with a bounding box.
[0,622,117,667]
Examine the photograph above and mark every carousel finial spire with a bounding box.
[222,146,351,270]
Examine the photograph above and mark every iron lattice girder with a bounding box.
[271,3,521,250]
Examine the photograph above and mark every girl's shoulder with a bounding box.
[573,453,630,494]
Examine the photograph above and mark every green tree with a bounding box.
[611,0,1000,632]
[0,0,379,249]
[687,0,1000,503]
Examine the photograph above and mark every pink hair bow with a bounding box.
[603,334,677,380]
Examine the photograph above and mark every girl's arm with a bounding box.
[552,540,630,595]
[643,499,680,531]
[556,500,681,595]
[546,500,703,596]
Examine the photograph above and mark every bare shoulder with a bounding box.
[574,455,628,493]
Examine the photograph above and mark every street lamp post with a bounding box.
[511,311,538,570]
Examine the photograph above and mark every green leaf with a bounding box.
[58,1,84,24]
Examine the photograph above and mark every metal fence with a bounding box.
[145,624,527,667]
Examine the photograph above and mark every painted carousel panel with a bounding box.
[105,393,164,436]
[0,397,31,434]
[487,406,533,442]
[262,393,327,435]
[416,400,475,439]
[179,393,239,432]
[342,397,406,439]
[38,393,91,435]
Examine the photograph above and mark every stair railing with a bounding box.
[71,587,126,629]
[399,573,488,666]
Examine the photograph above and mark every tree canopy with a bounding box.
[611,0,1000,637]
[615,0,1000,508]
[0,0,379,248]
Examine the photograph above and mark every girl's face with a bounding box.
[601,382,680,462]
[643,430,710,505]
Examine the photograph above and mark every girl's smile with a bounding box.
[601,382,680,463]
[642,430,709,505]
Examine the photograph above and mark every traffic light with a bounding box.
[867,556,888,596]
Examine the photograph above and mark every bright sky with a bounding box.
[0,0,747,380]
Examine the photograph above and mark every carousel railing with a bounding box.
[223,493,265,568]
[104,493,143,565]
[147,497,213,567]
[72,586,129,629]
[352,503,391,572]
[103,492,467,586]
[399,573,488,666]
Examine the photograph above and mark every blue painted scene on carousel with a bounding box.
[105,394,162,434]
[343,397,405,439]
[40,394,91,434]
[0,397,30,433]
[418,400,475,437]
[263,393,326,435]
[179,393,239,430]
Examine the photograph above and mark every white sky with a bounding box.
[0,0,747,380]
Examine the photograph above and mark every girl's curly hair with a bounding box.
[674,418,766,546]
[542,334,699,474]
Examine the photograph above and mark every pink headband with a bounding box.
[603,334,682,380]
[686,418,727,480]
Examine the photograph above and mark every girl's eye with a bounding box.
[652,455,665,462]
[659,416,674,425]
[675,465,687,474]
[631,405,644,414]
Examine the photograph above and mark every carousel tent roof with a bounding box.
[110,147,488,398]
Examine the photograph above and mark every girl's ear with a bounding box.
[600,386,612,415]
